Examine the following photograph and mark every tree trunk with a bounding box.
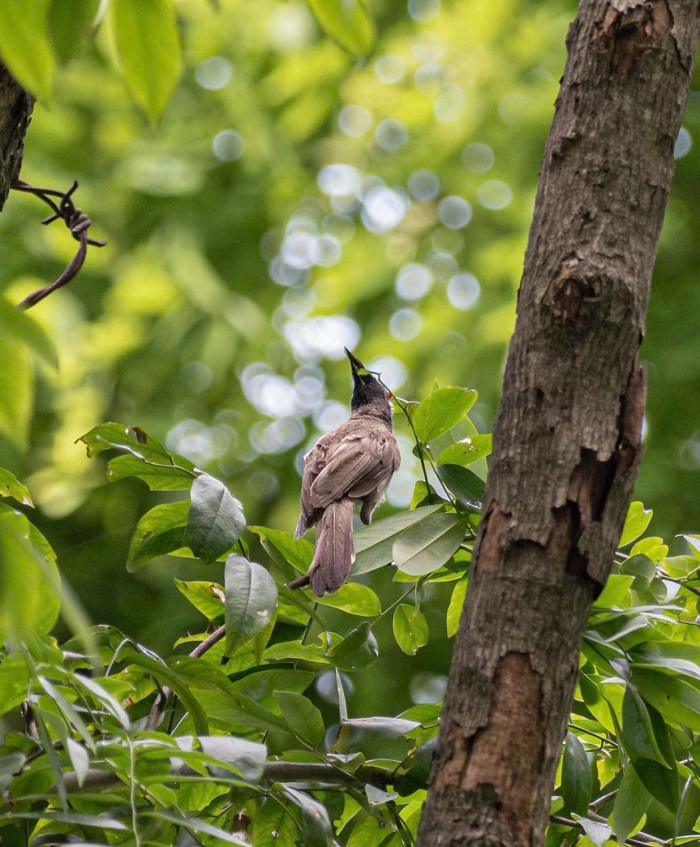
[417,2,698,846]
[0,61,32,209]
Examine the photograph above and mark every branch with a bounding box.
[12,179,105,309]
[550,814,668,847]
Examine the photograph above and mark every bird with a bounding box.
[288,348,401,596]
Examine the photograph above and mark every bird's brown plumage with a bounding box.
[292,351,401,596]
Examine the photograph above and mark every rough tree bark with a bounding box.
[417,2,698,846]
[0,61,32,210]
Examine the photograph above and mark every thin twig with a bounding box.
[550,814,668,846]
[12,179,105,309]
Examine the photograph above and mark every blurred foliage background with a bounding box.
[1,0,699,718]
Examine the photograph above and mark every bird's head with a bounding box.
[344,348,392,418]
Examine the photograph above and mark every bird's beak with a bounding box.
[344,347,368,375]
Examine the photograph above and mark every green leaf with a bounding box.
[446,574,468,637]
[109,0,183,120]
[249,525,314,578]
[0,509,61,643]
[275,691,326,748]
[392,604,429,655]
[194,735,266,782]
[393,513,469,576]
[0,0,55,97]
[575,817,612,847]
[619,502,653,547]
[632,758,679,813]
[329,622,378,671]
[175,579,225,620]
[622,683,666,763]
[560,731,592,816]
[0,468,33,507]
[611,766,651,844]
[0,336,32,452]
[630,536,668,563]
[592,574,634,609]
[0,654,29,715]
[253,798,299,847]
[306,0,374,57]
[437,464,485,510]
[632,667,700,730]
[48,0,98,63]
[106,453,195,490]
[315,582,381,616]
[123,648,208,735]
[127,499,189,571]
[352,505,442,575]
[186,474,246,564]
[334,716,420,755]
[412,387,477,444]
[0,295,58,367]
[437,434,492,467]
[146,809,247,845]
[224,555,278,656]
[283,786,333,847]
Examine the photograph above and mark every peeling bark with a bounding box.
[417,2,697,846]
[0,61,32,210]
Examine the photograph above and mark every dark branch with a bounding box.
[12,178,105,309]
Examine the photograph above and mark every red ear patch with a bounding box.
[387,391,393,399]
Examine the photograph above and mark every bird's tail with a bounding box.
[309,498,355,597]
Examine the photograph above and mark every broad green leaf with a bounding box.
[632,667,700,730]
[352,504,442,575]
[0,336,32,452]
[79,423,195,484]
[183,686,287,734]
[275,691,325,747]
[195,736,266,782]
[393,513,469,576]
[622,683,665,763]
[0,295,57,367]
[560,731,592,815]
[683,535,700,561]
[0,510,61,643]
[7,810,128,830]
[437,434,492,467]
[48,0,98,62]
[109,0,183,120]
[0,0,54,97]
[263,641,330,665]
[334,716,420,755]
[633,758,679,813]
[283,786,333,847]
[619,502,653,547]
[126,499,189,571]
[224,555,278,656]
[106,453,195,490]
[0,654,29,715]
[249,525,314,578]
[253,797,299,847]
[630,536,668,563]
[186,474,246,564]
[612,766,651,844]
[306,0,374,57]
[412,387,477,444]
[392,604,429,655]
[437,464,485,510]
[446,574,468,637]
[315,582,381,616]
[329,622,378,670]
[0,468,33,507]
[175,579,225,620]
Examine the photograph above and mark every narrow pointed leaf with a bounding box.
[109,0,182,120]
[0,468,33,507]
[306,0,374,57]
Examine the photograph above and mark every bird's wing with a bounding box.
[309,431,396,509]
[296,441,328,536]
